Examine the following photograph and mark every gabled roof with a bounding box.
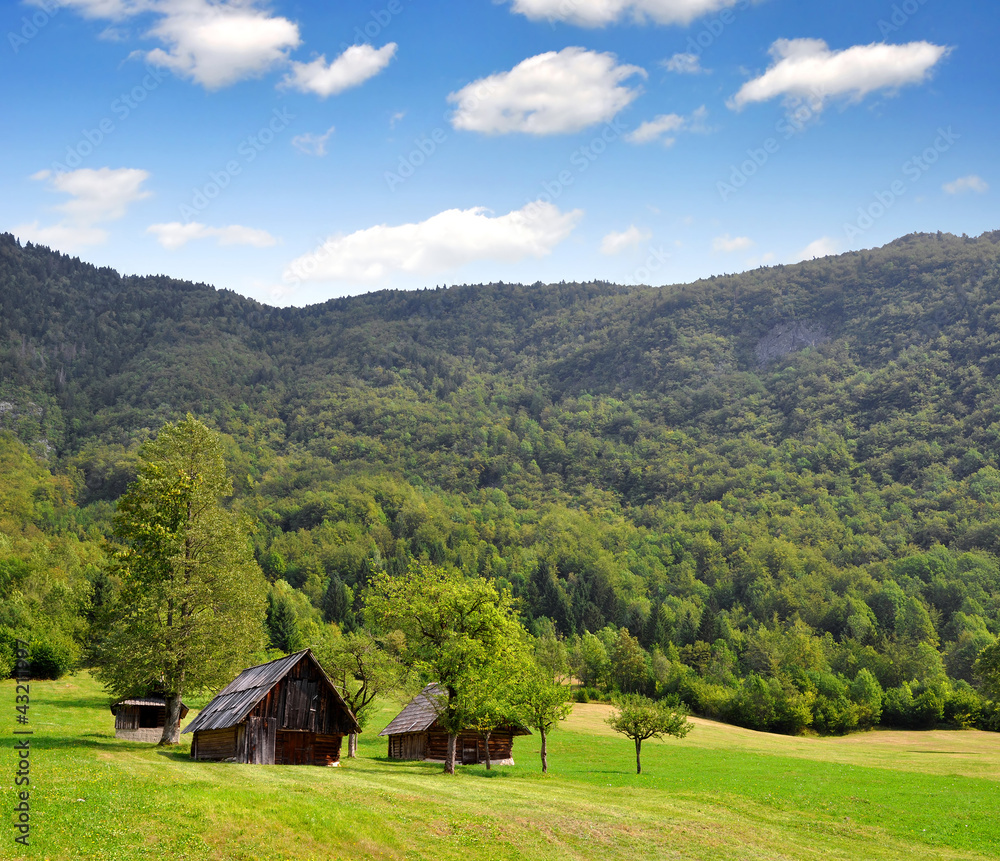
[379,683,445,737]
[182,649,359,734]
[110,697,188,718]
[378,683,531,737]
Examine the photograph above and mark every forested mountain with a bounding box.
[4,228,1000,734]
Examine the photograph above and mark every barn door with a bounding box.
[462,738,479,765]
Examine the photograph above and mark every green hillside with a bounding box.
[3,229,1000,733]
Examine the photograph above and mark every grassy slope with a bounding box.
[4,674,999,861]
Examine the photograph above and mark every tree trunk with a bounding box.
[445,732,457,774]
[483,731,492,770]
[348,732,358,758]
[159,692,183,745]
[635,738,642,774]
[540,727,548,774]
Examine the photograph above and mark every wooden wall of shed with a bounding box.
[114,705,167,731]
[191,727,238,761]
[387,732,427,760]
[422,731,516,763]
[246,657,355,735]
[275,731,342,765]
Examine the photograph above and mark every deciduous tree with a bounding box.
[607,694,692,774]
[93,416,266,744]
[365,563,529,774]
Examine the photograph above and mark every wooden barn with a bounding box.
[182,650,360,765]
[111,697,189,742]
[379,683,530,765]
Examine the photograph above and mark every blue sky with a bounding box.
[2,0,996,306]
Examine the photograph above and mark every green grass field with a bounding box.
[4,673,1000,860]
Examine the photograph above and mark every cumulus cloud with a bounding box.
[16,166,151,250]
[713,234,753,253]
[661,52,706,74]
[283,43,397,98]
[448,48,645,135]
[601,225,651,255]
[292,126,336,157]
[729,38,950,110]
[142,1,300,89]
[45,1,395,94]
[283,202,582,286]
[943,175,988,194]
[147,221,277,250]
[626,106,707,145]
[798,236,838,259]
[505,0,744,27]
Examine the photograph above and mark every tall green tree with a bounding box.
[93,416,267,744]
[365,563,529,774]
[607,694,692,774]
[517,668,572,774]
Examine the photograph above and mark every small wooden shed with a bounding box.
[111,697,189,742]
[182,650,360,765]
[379,683,530,765]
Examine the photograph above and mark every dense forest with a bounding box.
[3,228,1000,735]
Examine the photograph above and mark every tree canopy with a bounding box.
[91,416,267,743]
[607,694,692,774]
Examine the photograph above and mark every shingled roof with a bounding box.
[110,696,188,718]
[182,650,358,734]
[378,683,446,736]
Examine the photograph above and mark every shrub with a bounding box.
[29,638,73,679]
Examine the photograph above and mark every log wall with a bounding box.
[191,727,239,761]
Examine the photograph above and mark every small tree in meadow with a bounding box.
[607,694,692,774]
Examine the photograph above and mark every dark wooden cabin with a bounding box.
[182,650,360,765]
[111,697,189,742]
[379,683,530,765]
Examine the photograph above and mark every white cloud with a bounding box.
[943,175,988,195]
[147,222,277,250]
[16,166,151,250]
[506,0,744,27]
[448,48,645,135]
[40,0,151,18]
[32,167,152,223]
[713,233,753,253]
[661,52,705,74]
[283,202,582,286]
[729,39,950,110]
[601,225,651,255]
[144,1,300,89]
[13,221,110,250]
[283,43,397,98]
[292,126,336,157]
[798,236,838,260]
[627,106,707,145]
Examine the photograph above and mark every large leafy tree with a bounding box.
[93,416,267,744]
[365,563,529,774]
[607,694,692,774]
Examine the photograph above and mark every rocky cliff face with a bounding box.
[755,321,830,367]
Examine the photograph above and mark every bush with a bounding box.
[574,687,590,703]
[29,639,73,679]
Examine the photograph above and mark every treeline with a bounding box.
[2,230,1000,734]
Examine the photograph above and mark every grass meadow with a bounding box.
[4,673,1000,860]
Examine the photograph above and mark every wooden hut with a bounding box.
[182,650,360,765]
[111,697,189,742]
[379,683,530,765]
